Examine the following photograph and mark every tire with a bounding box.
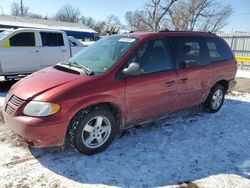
[204,84,225,113]
[69,107,117,155]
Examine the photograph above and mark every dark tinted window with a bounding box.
[205,37,233,62]
[170,36,206,68]
[10,32,35,47]
[128,39,174,73]
[40,32,64,46]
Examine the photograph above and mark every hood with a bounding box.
[11,67,93,100]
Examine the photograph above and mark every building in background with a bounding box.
[0,15,98,41]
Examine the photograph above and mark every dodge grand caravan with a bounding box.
[3,31,237,155]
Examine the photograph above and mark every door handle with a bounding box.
[61,49,67,52]
[179,78,188,83]
[179,78,188,81]
[165,80,176,87]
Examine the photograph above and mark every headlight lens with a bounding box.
[23,101,60,117]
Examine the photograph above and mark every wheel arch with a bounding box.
[65,95,126,134]
[214,80,229,92]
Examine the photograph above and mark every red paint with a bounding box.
[3,32,237,147]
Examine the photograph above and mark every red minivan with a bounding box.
[3,31,237,154]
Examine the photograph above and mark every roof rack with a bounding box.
[158,29,216,35]
[159,29,171,32]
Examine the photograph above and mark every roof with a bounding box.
[0,15,97,34]
[117,31,216,40]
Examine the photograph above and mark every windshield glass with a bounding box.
[0,30,12,41]
[67,36,138,74]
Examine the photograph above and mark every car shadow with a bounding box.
[30,96,250,187]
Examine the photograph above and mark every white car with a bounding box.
[0,28,84,80]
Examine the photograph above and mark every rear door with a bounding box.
[169,36,207,110]
[0,31,40,74]
[39,32,69,68]
[124,38,177,124]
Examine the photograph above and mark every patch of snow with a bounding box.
[0,92,7,106]
[236,69,250,79]
[0,93,250,187]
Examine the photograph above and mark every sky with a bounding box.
[0,0,250,32]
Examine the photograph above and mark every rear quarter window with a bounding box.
[205,37,234,62]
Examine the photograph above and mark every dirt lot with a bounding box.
[234,78,250,93]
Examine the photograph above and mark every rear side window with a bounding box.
[9,32,35,47]
[40,32,64,46]
[205,37,233,62]
[169,36,206,68]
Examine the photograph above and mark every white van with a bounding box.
[0,28,84,80]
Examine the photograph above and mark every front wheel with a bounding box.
[204,84,225,113]
[69,107,117,155]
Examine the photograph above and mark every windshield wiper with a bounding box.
[62,62,93,75]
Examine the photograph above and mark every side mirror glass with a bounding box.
[122,62,142,76]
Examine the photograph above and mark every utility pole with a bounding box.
[20,0,23,16]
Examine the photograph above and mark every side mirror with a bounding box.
[122,62,142,76]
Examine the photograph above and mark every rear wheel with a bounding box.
[204,84,225,113]
[69,107,117,155]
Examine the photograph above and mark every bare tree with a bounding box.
[55,4,81,23]
[198,4,233,32]
[94,21,106,34]
[28,13,43,19]
[81,16,96,28]
[125,11,150,31]
[11,2,29,17]
[126,0,233,32]
[169,0,233,32]
[105,15,121,25]
[125,0,178,32]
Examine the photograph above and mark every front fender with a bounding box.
[66,94,126,123]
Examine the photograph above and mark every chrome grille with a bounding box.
[5,95,24,115]
[9,95,23,107]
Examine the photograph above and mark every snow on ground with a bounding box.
[1,93,250,187]
[0,92,7,107]
[236,69,250,79]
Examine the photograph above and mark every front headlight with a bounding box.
[23,101,60,117]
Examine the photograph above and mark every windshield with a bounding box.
[0,30,12,41]
[67,36,138,74]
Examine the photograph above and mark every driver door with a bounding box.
[124,38,177,124]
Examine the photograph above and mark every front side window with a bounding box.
[67,36,138,74]
[170,36,205,68]
[9,32,35,47]
[128,39,174,74]
[40,32,64,46]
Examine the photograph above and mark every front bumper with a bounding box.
[3,110,68,147]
